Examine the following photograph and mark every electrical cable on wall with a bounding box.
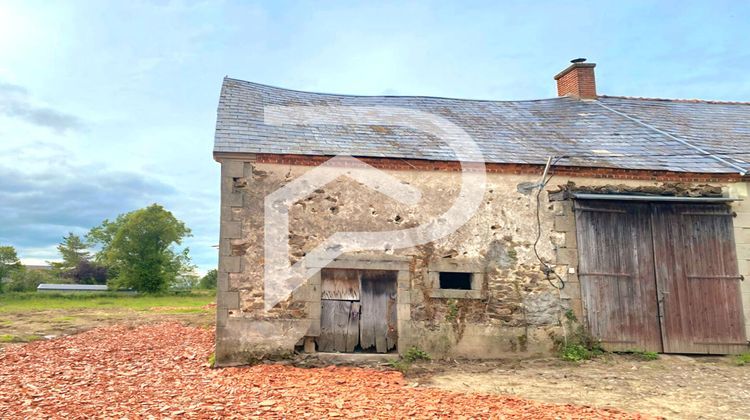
[532,156,566,290]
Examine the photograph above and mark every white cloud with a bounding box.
[1,0,750,274]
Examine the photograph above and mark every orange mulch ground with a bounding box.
[0,323,653,419]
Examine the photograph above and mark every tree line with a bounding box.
[0,204,217,293]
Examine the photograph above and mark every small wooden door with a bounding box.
[317,269,397,353]
[651,204,746,354]
[575,200,663,352]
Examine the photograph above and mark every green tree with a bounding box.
[88,204,193,292]
[51,232,90,272]
[86,213,129,254]
[0,246,23,292]
[199,269,217,289]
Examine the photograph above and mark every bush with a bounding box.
[199,269,217,289]
[64,260,108,285]
[4,269,57,292]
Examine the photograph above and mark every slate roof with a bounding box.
[214,77,750,174]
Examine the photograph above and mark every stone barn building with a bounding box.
[213,60,750,366]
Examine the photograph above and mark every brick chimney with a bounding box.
[554,58,597,99]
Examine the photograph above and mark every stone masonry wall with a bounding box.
[214,155,748,365]
[728,183,750,339]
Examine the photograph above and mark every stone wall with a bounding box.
[728,183,750,339]
[214,155,749,365]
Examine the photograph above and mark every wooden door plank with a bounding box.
[360,270,398,353]
[332,300,351,352]
[653,203,746,354]
[359,272,376,351]
[346,302,361,352]
[317,300,337,352]
[386,280,398,352]
[370,276,388,353]
[321,268,360,300]
[575,200,662,352]
[374,309,387,353]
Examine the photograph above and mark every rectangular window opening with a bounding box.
[439,272,472,290]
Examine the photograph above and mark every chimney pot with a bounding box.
[554,59,597,99]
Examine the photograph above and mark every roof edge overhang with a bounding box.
[572,193,741,203]
[213,151,257,162]
[212,151,747,181]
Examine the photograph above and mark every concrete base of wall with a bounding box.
[216,317,560,365]
[399,321,559,359]
[215,317,314,367]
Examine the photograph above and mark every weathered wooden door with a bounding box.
[359,270,398,353]
[576,200,746,354]
[318,269,361,352]
[317,269,397,353]
[651,203,746,354]
[575,200,663,352]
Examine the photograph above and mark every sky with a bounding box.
[1,0,749,274]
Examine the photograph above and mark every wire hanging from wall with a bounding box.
[532,156,566,290]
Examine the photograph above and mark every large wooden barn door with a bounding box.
[651,204,746,354]
[575,200,663,352]
[576,200,746,354]
[317,268,397,353]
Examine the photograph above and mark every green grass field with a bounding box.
[0,290,217,344]
[0,290,215,312]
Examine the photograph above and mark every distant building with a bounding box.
[37,284,108,292]
[36,284,134,294]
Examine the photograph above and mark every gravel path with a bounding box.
[415,353,750,419]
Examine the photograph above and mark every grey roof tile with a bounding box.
[214,78,750,174]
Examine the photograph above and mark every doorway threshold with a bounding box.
[311,352,397,364]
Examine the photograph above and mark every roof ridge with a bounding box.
[223,76,567,104]
[600,94,750,106]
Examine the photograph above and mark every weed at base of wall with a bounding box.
[387,346,431,374]
[554,309,604,362]
[734,353,750,366]
[629,350,659,361]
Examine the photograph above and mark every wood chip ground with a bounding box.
[0,323,654,419]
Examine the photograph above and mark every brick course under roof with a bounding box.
[214,77,750,174]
